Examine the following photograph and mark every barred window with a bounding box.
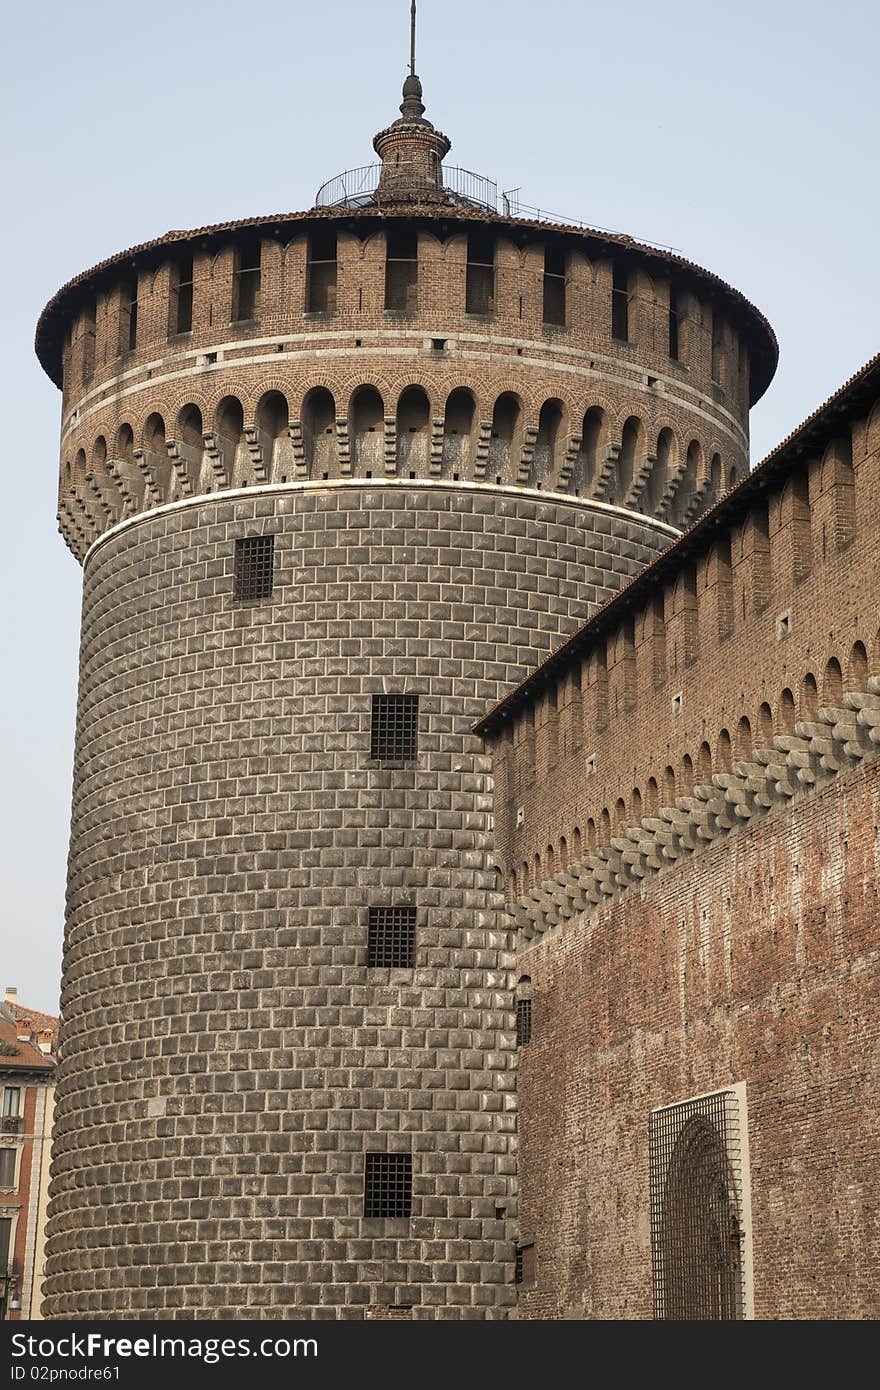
[370,694,419,761]
[516,998,532,1047]
[368,906,416,969]
[364,1152,412,1218]
[649,1088,748,1320]
[233,535,275,602]
[514,1243,535,1285]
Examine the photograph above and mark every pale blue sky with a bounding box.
[2,0,878,1012]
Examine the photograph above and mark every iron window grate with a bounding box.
[516,998,532,1047]
[370,694,419,761]
[649,1089,745,1320]
[233,535,275,602]
[364,1153,412,1218]
[368,906,416,969]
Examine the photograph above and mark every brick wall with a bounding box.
[515,759,880,1319]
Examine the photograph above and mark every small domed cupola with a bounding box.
[373,4,451,203]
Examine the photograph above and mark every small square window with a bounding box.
[370,694,419,761]
[368,906,416,969]
[364,1152,412,1218]
[233,535,274,602]
[516,998,532,1047]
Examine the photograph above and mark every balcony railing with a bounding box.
[315,164,498,212]
[0,1116,22,1134]
[313,167,681,252]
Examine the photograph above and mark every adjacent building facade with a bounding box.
[34,35,877,1319]
[0,989,57,1320]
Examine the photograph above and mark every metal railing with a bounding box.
[315,164,498,212]
[313,165,681,253]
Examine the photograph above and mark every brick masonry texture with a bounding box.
[43,484,672,1319]
[514,761,880,1319]
[482,366,880,1319]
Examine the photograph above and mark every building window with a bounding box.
[370,694,419,761]
[385,225,418,312]
[649,1087,749,1320]
[0,1149,15,1189]
[363,1153,412,1218]
[81,302,96,382]
[612,264,629,341]
[516,998,532,1047]
[1,1089,21,1118]
[466,228,495,314]
[367,906,416,969]
[711,311,724,383]
[514,1243,535,1285]
[668,286,680,360]
[542,243,566,326]
[0,1217,11,1272]
[174,255,194,334]
[233,535,275,602]
[121,276,138,352]
[306,226,338,313]
[233,239,262,322]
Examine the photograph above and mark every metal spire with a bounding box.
[410,1,417,77]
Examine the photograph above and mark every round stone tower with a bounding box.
[35,30,776,1318]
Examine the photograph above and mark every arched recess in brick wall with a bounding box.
[663,766,676,804]
[572,406,607,496]
[757,703,774,746]
[709,452,723,503]
[614,416,644,505]
[533,398,565,485]
[397,386,430,471]
[351,385,384,472]
[645,777,659,815]
[255,390,291,481]
[213,396,245,488]
[73,448,87,485]
[671,440,702,526]
[735,717,751,758]
[91,435,107,474]
[717,729,732,771]
[646,427,676,514]
[849,641,869,687]
[303,388,336,476]
[143,413,165,453]
[488,392,522,482]
[822,658,843,704]
[169,404,204,496]
[779,688,796,733]
[697,742,712,783]
[866,401,880,453]
[800,673,818,719]
[116,423,134,465]
[442,388,475,476]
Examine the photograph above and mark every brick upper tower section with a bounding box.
[34,48,777,567]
